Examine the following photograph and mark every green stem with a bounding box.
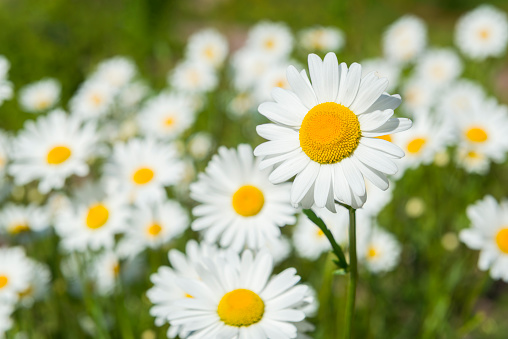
[344,207,357,339]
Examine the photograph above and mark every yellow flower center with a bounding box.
[217,289,265,327]
[466,127,488,143]
[164,116,175,127]
[36,99,50,110]
[376,135,392,142]
[113,263,120,277]
[367,246,378,259]
[185,293,193,298]
[316,228,325,237]
[132,167,154,185]
[264,38,275,50]
[18,285,33,298]
[0,275,8,289]
[91,93,103,106]
[479,28,491,40]
[47,146,72,165]
[10,223,30,234]
[204,46,215,59]
[299,102,361,164]
[467,151,481,159]
[147,223,162,237]
[495,228,508,254]
[232,185,265,217]
[407,137,426,154]
[86,204,109,229]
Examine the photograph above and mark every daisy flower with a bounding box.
[401,76,436,113]
[188,132,214,161]
[190,144,297,252]
[0,56,13,107]
[18,78,61,113]
[91,56,137,89]
[18,260,51,308]
[357,222,402,274]
[167,249,310,339]
[169,60,218,94]
[70,79,116,119]
[455,5,508,60]
[0,302,14,336]
[117,81,150,109]
[89,250,121,295]
[438,79,486,117]
[383,15,427,64]
[231,49,278,92]
[138,92,197,140]
[298,26,345,52]
[185,28,229,68]
[265,235,292,265]
[0,203,50,235]
[361,58,401,92]
[460,195,508,281]
[455,146,490,175]
[254,53,412,211]
[106,138,184,204]
[8,109,98,194]
[246,21,294,61]
[414,48,463,88]
[0,247,31,304]
[254,64,291,103]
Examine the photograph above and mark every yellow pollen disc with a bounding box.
[132,167,154,185]
[299,102,361,164]
[479,28,491,40]
[316,228,325,237]
[10,223,30,234]
[264,38,275,50]
[376,134,392,143]
[113,263,120,276]
[204,46,215,59]
[232,185,265,217]
[407,137,427,154]
[0,275,8,289]
[164,116,175,127]
[367,246,378,259]
[274,79,286,88]
[466,127,488,143]
[36,99,50,110]
[185,293,193,298]
[217,289,265,327]
[147,223,162,237]
[495,228,508,254]
[86,204,109,229]
[91,93,103,106]
[47,146,72,165]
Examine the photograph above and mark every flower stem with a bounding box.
[344,207,357,339]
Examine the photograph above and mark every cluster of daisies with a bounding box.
[0,4,508,336]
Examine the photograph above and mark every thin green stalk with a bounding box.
[344,207,357,339]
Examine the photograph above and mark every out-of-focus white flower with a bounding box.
[227,92,255,118]
[0,56,13,107]
[169,60,218,94]
[117,81,150,109]
[361,58,401,92]
[185,28,229,68]
[0,247,31,304]
[455,5,508,60]
[415,48,463,88]
[438,79,486,117]
[18,260,51,308]
[383,15,427,64]
[0,204,50,235]
[264,235,292,265]
[70,80,116,120]
[231,48,277,92]
[298,26,345,52]
[455,146,490,175]
[18,78,61,113]
[89,250,121,295]
[246,21,294,60]
[188,131,214,160]
[138,92,196,140]
[91,56,137,90]
[9,109,98,194]
[401,77,436,114]
[360,179,395,217]
[253,64,291,103]
[0,302,14,336]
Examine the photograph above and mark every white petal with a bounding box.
[358,109,394,131]
[359,137,405,158]
[363,93,402,113]
[341,157,365,196]
[361,118,412,137]
[353,144,397,175]
[341,63,362,107]
[350,72,388,114]
[314,165,333,208]
[258,102,302,127]
[308,54,326,104]
[291,161,320,205]
[287,65,317,109]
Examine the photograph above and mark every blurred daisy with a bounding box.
[227,92,255,118]
[169,60,218,94]
[246,21,294,60]
[0,247,31,304]
[138,92,196,140]
[415,48,462,88]
[0,302,14,336]
[0,204,50,235]
[70,80,116,120]
[186,28,229,68]
[120,200,189,255]
[18,260,51,308]
[54,187,130,252]
[106,138,184,204]
[438,79,486,117]
[0,131,11,199]
[401,76,436,113]
[231,49,277,92]
[0,56,10,79]
[360,179,395,217]
[455,146,490,175]
[361,58,401,92]
[298,26,345,52]
[117,81,149,109]
[460,195,508,281]
[265,235,292,265]
[383,15,427,64]
[0,56,13,107]
[357,222,402,274]
[91,56,137,89]
[168,249,310,338]
[18,78,61,113]
[46,192,72,222]
[254,64,291,102]
[89,250,121,295]
[254,53,411,211]
[190,144,296,252]
[188,131,214,161]
[455,5,508,60]
[293,206,348,260]
[9,109,98,193]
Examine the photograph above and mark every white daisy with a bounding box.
[89,250,121,295]
[18,260,51,308]
[190,144,297,252]
[0,203,50,235]
[438,79,486,117]
[168,249,310,339]
[186,28,229,68]
[246,21,294,60]
[254,64,291,103]
[169,60,218,94]
[188,132,214,161]
[401,76,436,113]
[0,302,14,336]
[91,56,137,89]
[231,48,278,92]
[8,109,98,194]
[227,92,256,118]
[0,56,13,107]
[138,92,197,140]
[0,56,10,79]
[414,48,463,88]
[18,78,61,113]
[455,146,490,175]
[298,26,345,52]
[460,195,508,282]
[265,235,292,265]
[106,138,184,204]
[357,222,401,274]
[361,58,401,92]
[0,246,31,304]
[254,53,412,211]
[383,15,427,64]
[70,79,116,119]
[455,5,508,60]
[117,81,150,109]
